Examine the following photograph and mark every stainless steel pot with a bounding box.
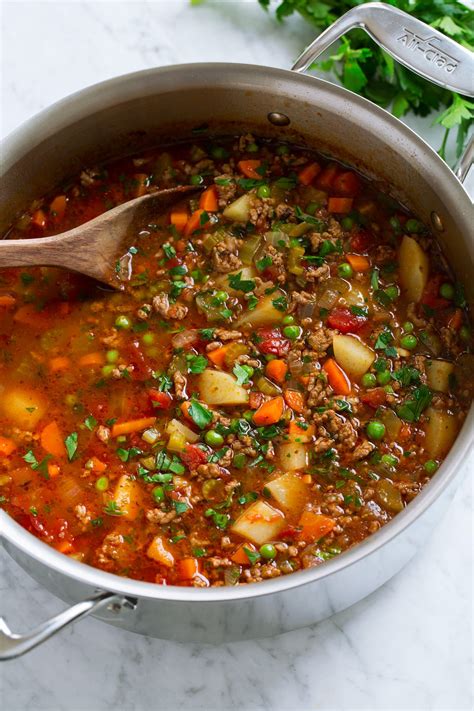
[1,2,473,659]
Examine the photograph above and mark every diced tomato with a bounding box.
[327,307,367,334]
[256,328,290,356]
[421,275,450,310]
[360,388,387,408]
[148,389,173,409]
[180,444,208,469]
[332,171,361,197]
[350,229,374,253]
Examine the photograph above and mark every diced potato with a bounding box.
[198,369,249,406]
[236,290,286,329]
[333,334,375,379]
[231,500,286,545]
[423,408,459,459]
[113,475,142,521]
[265,473,310,515]
[223,193,251,222]
[278,441,309,471]
[343,284,367,307]
[426,360,454,393]
[398,235,429,303]
[0,387,47,428]
[166,418,199,443]
[146,535,175,567]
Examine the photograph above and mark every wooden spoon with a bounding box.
[0,185,202,288]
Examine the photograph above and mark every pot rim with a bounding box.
[1,62,473,602]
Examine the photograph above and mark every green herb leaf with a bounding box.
[228,271,256,293]
[188,399,213,429]
[64,432,78,461]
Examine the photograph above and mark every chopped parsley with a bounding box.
[233,363,252,386]
[186,354,208,374]
[188,399,213,429]
[65,432,78,461]
[228,271,256,293]
[397,385,433,422]
[103,501,123,517]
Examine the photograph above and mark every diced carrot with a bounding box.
[40,421,66,458]
[47,463,61,479]
[199,185,218,212]
[332,171,361,197]
[302,474,312,484]
[180,401,193,422]
[207,344,231,368]
[0,294,16,308]
[111,417,156,438]
[299,374,310,386]
[88,457,107,473]
[297,511,336,542]
[177,557,201,580]
[316,163,339,190]
[399,423,412,443]
[298,162,321,186]
[265,359,288,384]
[78,352,105,368]
[288,420,315,442]
[49,356,71,372]
[56,540,74,554]
[183,209,209,237]
[0,435,16,457]
[447,308,463,331]
[13,304,50,328]
[328,197,353,213]
[31,209,47,229]
[253,396,285,426]
[323,358,351,396]
[283,389,306,414]
[170,210,189,234]
[238,160,262,180]
[133,173,149,197]
[49,195,67,221]
[346,253,371,272]
[231,543,258,565]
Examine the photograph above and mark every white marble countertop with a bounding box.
[1,2,472,710]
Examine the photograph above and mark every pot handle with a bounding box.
[0,591,135,661]
[292,2,474,98]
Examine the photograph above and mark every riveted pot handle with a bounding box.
[0,591,135,661]
[292,2,474,98]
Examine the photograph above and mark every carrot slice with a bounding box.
[346,253,370,272]
[0,435,17,457]
[78,352,105,368]
[47,463,61,479]
[49,195,67,221]
[49,356,71,372]
[323,358,351,396]
[111,417,156,438]
[283,390,305,414]
[177,557,201,580]
[31,209,47,229]
[56,540,74,554]
[231,543,258,565]
[170,210,189,233]
[13,304,51,329]
[265,359,288,384]
[316,163,339,190]
[88,457,107,473]
[199,185,218,212]
[288,420,315,442]
[40,421,66,458]
[184,209,209,237]
[252,396,284,426]
[298,162,321,186]
[328,197,353,213]
[238,160,262,180]
[207,344,231,368]
[297,511,335,542]
[0,294,16,308]
[447,308,463,331]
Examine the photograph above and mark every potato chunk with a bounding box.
[113,475,142,521]
[333,334,375,379]
[147,536,175,567]
[231,500,286,545]
[423,408,459,459]
[426,360,454,393]
[166,418,199,443]
[0,387,46,429]
[278,441,309,471]
[399,235,429,303]
[265,473,309,515]
[236,290,285,329]
[223,193,251,222]
[198,369,249,406]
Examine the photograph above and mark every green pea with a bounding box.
[283,325,302,340]
[377,370,391,385]
[276,144,289,155]
[95,476,109,492]
[384,285,399,301]
[405,218,423,233]
[424,459,438,474]
[142,332,155,346]
[101,364,115,377]
[389,216,401,232]
[190,269,203,282]
[460,325,471,342]
[282,314,295,325]
[381,453,398,468]
[367,420,386,441]
[205,430,224,447]
[257,185,271,199]
[190,174,204,186]
[115,314,132,330]
[210,145,228,159]
[152,486,165,503]
[362,373,377,388]
[400,334,418,350]
[214,290,228,303]
[106,349,119,364]
[341,216,354,230]
[247,142,259,153]
[306,202,319,216]
[65,393,77,407]
[233,453,247,469]
[439,282,454,300]
[403,321,414,333]
[259,543,277,560]
[338,262,353,279]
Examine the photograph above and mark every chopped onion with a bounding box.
[171,329,199,350]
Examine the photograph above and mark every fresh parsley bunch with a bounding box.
[257,0,473,163]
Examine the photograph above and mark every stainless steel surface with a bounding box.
[292,2,474,98]
[1,11,473,651]
[455,136,474,187]
[0,592,132,661]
